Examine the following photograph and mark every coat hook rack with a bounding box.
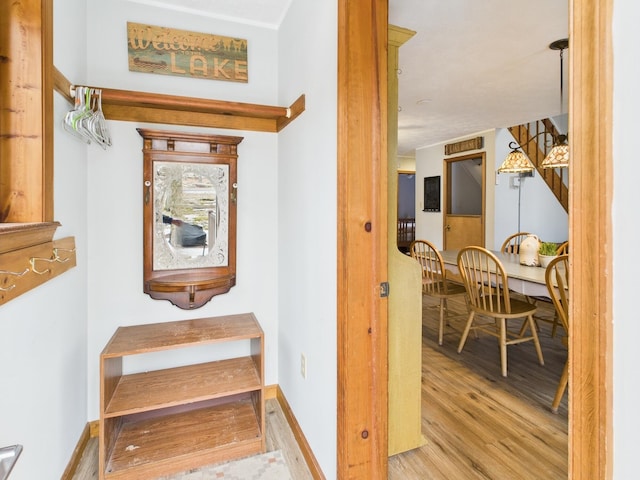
[30,247,71,275]
[53,247,76,262]
[30,257,54,275]
[0,235,77,306]
[0,268,29,292]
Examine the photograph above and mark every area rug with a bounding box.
[157,450,293,480]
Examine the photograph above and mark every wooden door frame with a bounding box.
[337,1,389,478]
[568,1,613,477]
[337,0,612,478]
[442,153,486,250]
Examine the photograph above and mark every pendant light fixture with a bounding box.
[497,141,536,173]
[542,38,569,169]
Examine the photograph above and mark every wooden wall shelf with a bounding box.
[99,313,265,479]
[53,67,304,133]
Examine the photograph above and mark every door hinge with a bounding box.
[379,281,389,298]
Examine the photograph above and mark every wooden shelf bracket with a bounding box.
[54,67,305,133]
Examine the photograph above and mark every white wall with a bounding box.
[415,129,496,249]
[0,1,89,478]
[1,2,336,477]
[494,127,569,247]
[613,1,640,478]
[82,1,340,475]
[415,128,569,251]
[277,1,338,477]
[84,0,280,420]
[398,155,416,171]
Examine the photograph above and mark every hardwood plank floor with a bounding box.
[388,293,568,480]
[73,295,566,480]
[71,398,313,479]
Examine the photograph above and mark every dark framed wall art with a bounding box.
[423,175,441,212]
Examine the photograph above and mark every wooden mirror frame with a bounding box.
[138,128,242,309]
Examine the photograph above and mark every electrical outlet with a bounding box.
[300,353,307,379]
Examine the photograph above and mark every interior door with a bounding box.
[443,153,485,250]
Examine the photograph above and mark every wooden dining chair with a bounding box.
[501,232,557,335]
[556,241,569,255]
[545,254,570,413]
[500,232,531,254]
[456,246,544,377]
[527,241,568,338]
[410,239,467,345]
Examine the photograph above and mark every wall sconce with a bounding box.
[497,141,536,174]
[499,129,568,174]
[541,133,569,168]
[498,130,555,173]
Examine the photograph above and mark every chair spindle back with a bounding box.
[457,246,511,314]
[500,232,531,254]
[410,240,446,295]
[545,254,569,333]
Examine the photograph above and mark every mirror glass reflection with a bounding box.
[153,161,229,270]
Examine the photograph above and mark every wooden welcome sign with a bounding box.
[127,22,248,83]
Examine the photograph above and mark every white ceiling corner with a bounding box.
[126,0,292,29]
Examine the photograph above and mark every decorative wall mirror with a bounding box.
[138,128,243,309]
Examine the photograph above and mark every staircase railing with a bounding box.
[508,119,568,212]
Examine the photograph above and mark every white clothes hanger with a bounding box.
[63,86,112,149]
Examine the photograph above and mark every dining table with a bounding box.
[439,249,551,298]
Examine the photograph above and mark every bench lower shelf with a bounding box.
[104,397,262,479]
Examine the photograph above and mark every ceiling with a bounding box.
[390,0,569,156]
[127,0,569,157]
[128,0,293,28]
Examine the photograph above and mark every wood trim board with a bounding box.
[61,423,91,480]
[569,0,614,477]
[337,0,389,478]
[276,387,325,480]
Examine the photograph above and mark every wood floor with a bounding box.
[71,397,313,479]
[388,294,568,480]
[73,295,566,480]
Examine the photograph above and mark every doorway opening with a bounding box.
[397,171,416,253]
